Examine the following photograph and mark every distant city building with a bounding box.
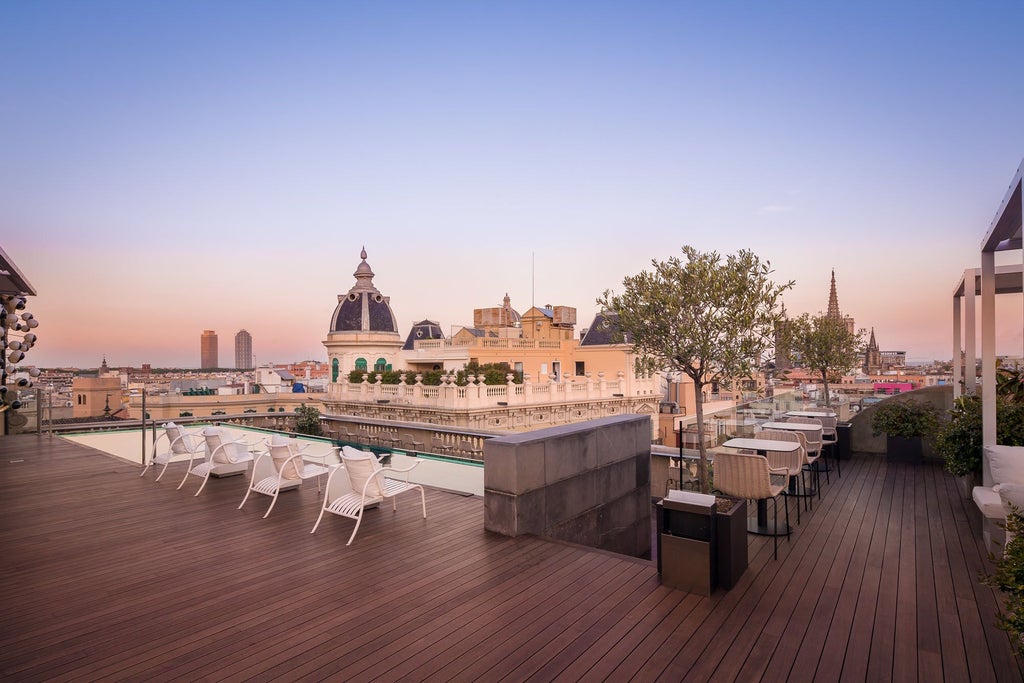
[773,304,792,372]
[321,248,660,437]
[235,329,253,370]
[826,269,856,335]
[200,330,218,369]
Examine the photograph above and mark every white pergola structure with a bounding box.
[955,160,1023,487]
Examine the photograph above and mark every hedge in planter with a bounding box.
[935,394,1024,479]
[870,399,939,464]
[984,509,1024,657]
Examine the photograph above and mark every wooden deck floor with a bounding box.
[0,433,1021,681]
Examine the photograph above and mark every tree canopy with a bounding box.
[784,312,865,409]
[598,245,793,492]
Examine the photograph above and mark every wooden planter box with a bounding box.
[886,435,923,464]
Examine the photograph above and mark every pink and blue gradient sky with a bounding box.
[3,1,1023,369]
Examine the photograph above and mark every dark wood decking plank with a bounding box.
[838,457,900,683]
[2,435,1023,682]
[806,456,886,681]
[755,453,880,683]
[372,549,626,682]
[493,560,651,682]
[891,463,921,682]
[938,467,1023,682]
[914,463,945,681]
[863,462,906,681]
[706,467,859,683]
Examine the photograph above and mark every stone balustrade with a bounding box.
[327,371,657,410]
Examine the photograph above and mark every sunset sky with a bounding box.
[3,1,1023,369]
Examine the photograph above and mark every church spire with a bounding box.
[826,269,841,320]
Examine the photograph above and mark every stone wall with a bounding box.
[483,414,651,558]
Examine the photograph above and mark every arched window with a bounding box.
[355,358,368,372]
[331,358,339,382]
[374,357,387,372]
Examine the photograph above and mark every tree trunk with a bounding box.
[821,371,832,410]
[694,383,709,493]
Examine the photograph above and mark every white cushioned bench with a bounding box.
[974,445,1024,555]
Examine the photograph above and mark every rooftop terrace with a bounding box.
[1,434,1021,681]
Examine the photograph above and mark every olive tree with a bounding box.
[599,246,793,493]
[785,312,864,410]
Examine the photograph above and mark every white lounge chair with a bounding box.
[311,445,426,544]
[238,435,336,518]
[141,422,204,481]
[178,426,254,496]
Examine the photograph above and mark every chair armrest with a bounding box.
[381,462,420,475]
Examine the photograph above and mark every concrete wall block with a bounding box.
[514,488,547,536]
[599,489,641,536]
[483,489,517,536]
[483,414,653,557]
[545,429,598,483]
[635,453,650,491]
[547,509,600,547]
[594,420,640,467]
[484,439,546,495]
[634,418,654,457]
[600,458,636,502]
[546,470,598,524]
[484,487,548,536]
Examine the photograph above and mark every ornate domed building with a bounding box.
[323,248,404,382]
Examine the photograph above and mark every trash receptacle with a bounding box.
[657,494,715,595]
[836,421,852,460]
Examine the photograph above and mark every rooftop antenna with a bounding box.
[531,251,535,312]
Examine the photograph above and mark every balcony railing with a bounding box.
[326,372,658,409]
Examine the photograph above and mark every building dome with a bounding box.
[329,248,399,334]
[403,319,445,350]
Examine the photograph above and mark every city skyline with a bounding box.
[3,2,1023,368]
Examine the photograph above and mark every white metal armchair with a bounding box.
[178,426,254,496]
[238,435,337,518]
[311,445,426,544]
[141,422,204,481]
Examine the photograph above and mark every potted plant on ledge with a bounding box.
[870,399,939,464]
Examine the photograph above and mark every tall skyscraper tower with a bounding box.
[200,330,218,369]
[235,329,253,370]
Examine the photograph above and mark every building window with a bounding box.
[331,358,339,382]
[575,361,585,375]
[374,357,387,372]
[355,358,367,372]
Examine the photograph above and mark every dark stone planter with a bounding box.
[955,472,980,500]
[714,498,748,590]
[886,435,923,464]
[656,496,747,594]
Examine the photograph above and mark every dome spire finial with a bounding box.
[360,246,367,260]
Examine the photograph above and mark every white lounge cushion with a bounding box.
[204,427,250,464]
[987,445,1024,487]
[343,449,385,498]
[269,435,303,480]
[974,486,1005,520]
[996,482,1024,518]
[163,422,190,454]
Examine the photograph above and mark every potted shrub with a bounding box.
[870,399,939,464]
[935,394,983,495]
[983,508,1024,657]
[935,393,1024,497]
